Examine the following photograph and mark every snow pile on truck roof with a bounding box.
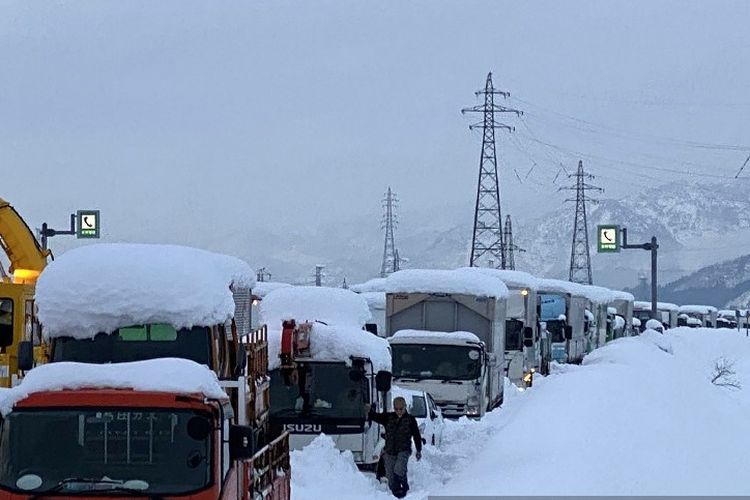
[260,286,371,328]
[537,278,586,296]
[678,305,717,315]
[0,358,227,416]
[579,284,617,304]
[610,290,635,302]
[253,281,291,299]
[36,243,255,339]
[350,277,388,293]
[389,329,482,344]
[458,267,540,290]
[259,287,390,371]
[383,269,508,298]
[359,291,385,310]
[635,301,679,311]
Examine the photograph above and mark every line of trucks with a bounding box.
[0,197,744,491]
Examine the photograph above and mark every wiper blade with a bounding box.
[32,477,161,498]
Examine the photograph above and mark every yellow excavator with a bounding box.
[0,198,50,387]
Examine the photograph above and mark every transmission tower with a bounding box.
[462,72,522,269]
[255,267,271,283]
[380,187,400,277]
[342,277,349,289]
[561,160,602,284]
[503,214,526,271]
[313,265,325,287]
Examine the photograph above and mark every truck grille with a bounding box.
[436,401,467,418]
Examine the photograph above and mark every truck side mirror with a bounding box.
[233,344,248,378]
[18,341,34,371]
[564,325,573,340]
[522,327,533,348]
[486,353,497,366]
[375,370,392,392]
[229,424,256,461]
[364,324,378,336]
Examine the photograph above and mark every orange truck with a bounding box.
[0,359,289,499]
[6,243,290,499]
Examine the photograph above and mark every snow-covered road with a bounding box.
[291,328,750,498]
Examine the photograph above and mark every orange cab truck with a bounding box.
[12,243,290,498]
[0,358,289,499]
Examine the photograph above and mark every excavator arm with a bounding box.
[0,198,50,283]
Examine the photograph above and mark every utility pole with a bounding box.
[561,160,602,284]
[256,267,271,283]
[380,187,400,278]
[314,265,325,287]
[503,214,525,271]
[462,72,522,269]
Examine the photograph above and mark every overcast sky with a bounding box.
[2,1,749,266]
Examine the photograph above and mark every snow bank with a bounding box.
[457,267,539,290]
[291,435,392,500]
[389,329,481,344]
[0,358,227,416]
[349,277,388,293]
[442,328,750,495]
[259,287,389,372]
[253,281,292,299]
[36,243,255,339]
[383,269,508,298]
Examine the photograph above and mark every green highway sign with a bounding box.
[597,224,620,253]
[76,210,100,239]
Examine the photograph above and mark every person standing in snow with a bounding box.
[367,396,422,498]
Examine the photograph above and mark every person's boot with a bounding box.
[392,474,407,498]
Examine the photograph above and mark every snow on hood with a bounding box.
[36,243,255,339]
[0,358,227,416]
[349,277,388,293]
[645,319,664,331]
[457,267,539,290]
[389,329,482,344]
[259,287,389,372]
[383,268,509,298]
[252,281,291,299]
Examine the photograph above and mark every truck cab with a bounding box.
[538,279,587,365]
[389,330,489,418]
[259,287,393,468]
[0,359,289,499]
[383,269,508,418]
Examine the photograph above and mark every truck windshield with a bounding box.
[51,324,212,368]
[269,363,368,420]
[0,408,211,495]
[391,344,482,381]
[539,293,566,322]
[505,319,524,351]
[546,319,566,343]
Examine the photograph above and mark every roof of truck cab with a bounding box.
[350,277,388,293]
[634,301,679,311]
[537,278,587,297]
[383,269,509,298]
[36,243,255,339]
[678,305,718,314]
[0,358,228,416]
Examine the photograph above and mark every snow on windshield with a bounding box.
[0,358,227,416]
[36,243,255,339]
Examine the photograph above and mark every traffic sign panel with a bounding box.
[597,224,619,253]
[77,210,100,239]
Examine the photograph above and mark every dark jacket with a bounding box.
[369,409,422,455]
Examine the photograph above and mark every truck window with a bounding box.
[505,319,523,351]
[408,395,427,418]
[52,325,212,367]
[0,299,13,348]
[391,344,482,381]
